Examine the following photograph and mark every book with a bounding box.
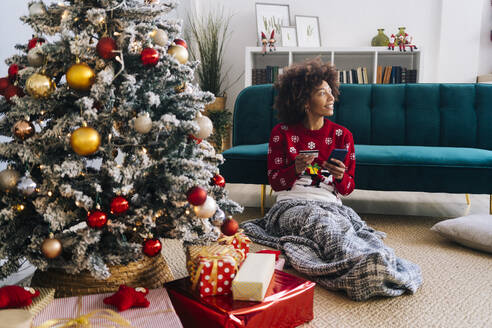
[376,66,383,84]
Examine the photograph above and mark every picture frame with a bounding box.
[295,15,321,47]
[255,3,290,46]
[280,26,297,47]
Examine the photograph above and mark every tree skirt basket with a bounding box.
[30,255,174,298]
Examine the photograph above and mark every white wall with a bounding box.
[1,0,491,110]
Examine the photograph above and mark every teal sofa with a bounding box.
[219,84,492,212]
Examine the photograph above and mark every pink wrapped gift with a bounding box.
[32,288,182,328]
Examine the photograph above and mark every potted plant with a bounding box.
[186,6,239,151]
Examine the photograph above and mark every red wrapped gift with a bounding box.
[186,244,244,297]
[218,230,251,256]
[165,270,315,328]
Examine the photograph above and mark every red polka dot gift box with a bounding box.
[186,244,245,298]
[217,229,251,256]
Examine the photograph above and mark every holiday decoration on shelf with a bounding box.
[41,235,62,259]
[66,62,96,91]
[220,216,239,236]
[140,47,159,67]
[0,0,241,286]
[211,173,226,187]
[87,210,108,228]
[167,44,188,64]
[134,113,152,134]
[110,196,129,214]
[70,126,101,156]
[0,286,40,309]
[103,285,150,312]
[150,28,168,46]
[186,186,207,206]
[13,120,35,140]
[142,238,162,257]
[96,37,118,60]
[25,73,56,98]
[268,30,276,52]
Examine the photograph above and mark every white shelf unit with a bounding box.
[245,47,421,87]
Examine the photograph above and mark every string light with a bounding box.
[185,210,190,215]
[142,147,147,154]
[48,191,53,196]
[61,10,69,20]
[16,204,25,211]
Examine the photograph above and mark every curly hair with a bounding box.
[274,57,340,124]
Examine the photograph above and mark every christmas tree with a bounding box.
[0,0,241,281]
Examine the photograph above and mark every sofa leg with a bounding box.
[260,184,266,216]
[465,194,471,206]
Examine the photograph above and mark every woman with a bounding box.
[241,58,422,301]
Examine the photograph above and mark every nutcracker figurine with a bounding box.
[268,30,276,52]
[261,32,268,55]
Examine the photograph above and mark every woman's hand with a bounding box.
[295,154,316,174]
[322,158,346,181]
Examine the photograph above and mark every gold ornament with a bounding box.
[26,73,56,98]
[41,235,62,259]
[0,169,20,191]
[70,126,101,156]
[13,120,35,140]
[66,62,96,91]
[150,28,168,46]
[167,45,188,64]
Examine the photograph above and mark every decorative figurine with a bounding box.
[268,30,276,52]
[261,32,268,55]
[387,34,396,50]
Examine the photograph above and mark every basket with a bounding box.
[30,255,174,298]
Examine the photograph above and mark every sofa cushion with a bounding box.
[355,145,492,168]
[431,214,492,253]
[221,144,268,160]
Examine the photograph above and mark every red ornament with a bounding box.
[87,210,108,228]
[188,134,202,144]
[211,174,226,187]
[186,186,207,206]
[140,47,159,67]
[0,286,40,309]
[103,285,150,312]
[173,38,187,49]
[143,238,162,257]
[96,37,117,59]
[8,64,19,80]
[0,77,10,95]
[27,37,45,50]
[220,217,239,236]
[3,85,24,102]
[110,196,129,214]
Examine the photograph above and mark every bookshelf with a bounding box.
[245,47,421,87]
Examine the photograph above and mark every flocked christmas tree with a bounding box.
[0,0,241,281]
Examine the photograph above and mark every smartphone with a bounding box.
[329,148,348,162]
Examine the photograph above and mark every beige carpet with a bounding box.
[161,208,492,328]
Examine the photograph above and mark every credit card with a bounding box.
[299,150,319,156]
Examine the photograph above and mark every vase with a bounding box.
[30,255,174,298]
[371,28,389,46]
[204,96,226,113]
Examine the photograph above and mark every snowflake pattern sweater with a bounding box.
[267,119,356,200]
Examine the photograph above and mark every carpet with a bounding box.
[161,207,492,328]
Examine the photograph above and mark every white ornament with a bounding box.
[150,28,168,46]
[27,48,44,67]
[29,2,46,16]
[134,114,152,134]
[194,115,213,139]
[17,175,37,196]
[193,195,217,219]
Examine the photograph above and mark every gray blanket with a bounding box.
[240,199,423,301]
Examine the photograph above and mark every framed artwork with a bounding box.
[295,15,321,47]
[281,26,297,47]
[255,3,290,46]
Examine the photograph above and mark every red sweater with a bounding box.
[267,118,356,196]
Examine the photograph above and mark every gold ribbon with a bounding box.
[218,229,251,250]
[190,248,241,294]
[35,296,135,328]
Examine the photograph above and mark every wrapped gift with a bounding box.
[232,253,276,301]
[186,244,245,297]
[32,288,183,328]
[23,288,55,316]
[218,230,251,256]
[257,249,286,271]
[165,270,315,328]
